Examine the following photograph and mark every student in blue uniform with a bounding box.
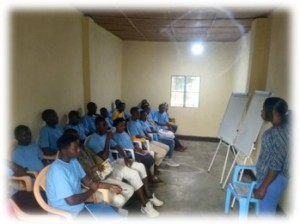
[254,97,290,216]
[46,134,121,218]
[65,110,88,144]
[38,109,63,156]
[112,118,164,185]
[100,107,114,130]
[81,102,100,135]
[86,117,163,217]
[139,110,179,167]
[12,125,44,173]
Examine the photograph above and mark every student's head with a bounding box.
[68,110,80,125]
[64,128,80,139]
[140,99,149,108]
[42,109,58,126]
[113,118,126,133]
[87,102,97,115]
[95,116,108,134]
[158,104,166,113]
[117,102,125,112]
[262,97,288,124]
[14,125,32,146]
[142,104,151,114]
[130,107,140,120]
[139,110,147,121]
[100,107,108,117]
[163,102,169,112]
[115,99,121,107]
[56,134,80,159]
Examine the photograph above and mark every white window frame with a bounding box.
[170,75,200,108]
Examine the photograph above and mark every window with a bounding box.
[170,76,200,108]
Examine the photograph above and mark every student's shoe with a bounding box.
[141,201,160,217]
[149,193,164,207]
[164,158,180,167]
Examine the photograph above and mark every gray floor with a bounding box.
[123,140,241,218]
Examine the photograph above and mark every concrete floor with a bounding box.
[123,140,241,218]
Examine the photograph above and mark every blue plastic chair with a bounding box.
[224,165,259,218]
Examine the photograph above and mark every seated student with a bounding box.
[12,125,44,173]
[138,99,150,109]
[111,102,130,122]
[112,99,121,112]
[100,107,114,130]
[46,134,122,218]
[143,104,187,152]
[139,110,179,167]
[81,102,100,135]
[112,118,164,184]
[65,110,88,144]
[127,107,169,170]
[86,117,163,217]
[64,128,134,208]
[39,109,64,156]
[153,103,178,132]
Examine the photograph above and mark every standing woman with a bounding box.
[254,97,290,215]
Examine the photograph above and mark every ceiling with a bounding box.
[80,7,274,42]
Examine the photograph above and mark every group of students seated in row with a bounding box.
[8,99,187,218]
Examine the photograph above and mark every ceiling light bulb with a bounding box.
[191,43,204,55]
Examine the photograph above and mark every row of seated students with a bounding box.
[8,99,187,219]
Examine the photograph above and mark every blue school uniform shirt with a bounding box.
[153,111,169,125]
[81,114,98,134]
[140,120,159,141]
[64,123,88,141]
[148,110,156,121]
[85,133,117,161]
[127,120,146,137]
[113,132,134,158]
[113,132,134,149]
[46,159,85,216]
[105,117,113,129]
[139,120,152,132]
[12,143,44,172]
[39,125,63,152]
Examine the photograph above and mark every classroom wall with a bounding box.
[232,31,251,93]
[266,9,291,106]
[247,18,271,94]
[265,9,291,215]
[88,18,123,111]
[10,10,84,141]
[122,41,239,136]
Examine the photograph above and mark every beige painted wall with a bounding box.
[88,18,123,111]
[10,10,84,141]
[232,31,251,93]
[266,10,291,106]
[122,41,240,136]
[265,9,291,215]
[248,18,271,94]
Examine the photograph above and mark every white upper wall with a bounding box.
[122,41,244,136]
